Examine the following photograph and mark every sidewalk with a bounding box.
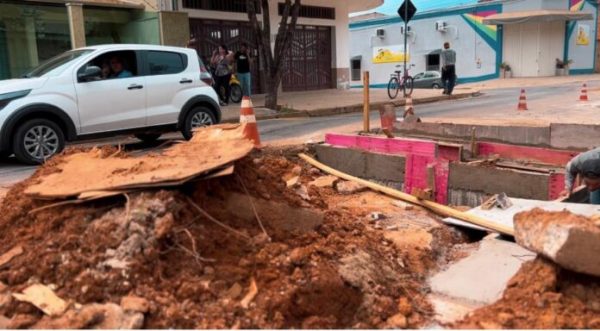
[221,86,480,122]
[461,74,600,90]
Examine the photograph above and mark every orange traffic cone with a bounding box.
[403,96,414,118]
[580,83,590,101]
[517,89,528,111]
[240,96,261,147]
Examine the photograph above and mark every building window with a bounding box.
[182,0,260,13]
[0,2,70,80]
[84,7,160,46]
[351,58,361,81]
[278,3,335,20]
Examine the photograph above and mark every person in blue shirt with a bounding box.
[109,56,133,78]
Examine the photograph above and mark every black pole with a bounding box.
[403,3,408,96]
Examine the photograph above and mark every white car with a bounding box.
[0,44,221,164]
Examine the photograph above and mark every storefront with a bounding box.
[0,0,161,80]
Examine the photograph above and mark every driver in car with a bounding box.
[109,56,132,78]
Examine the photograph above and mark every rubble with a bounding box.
[335,180,368,195]
[514,208,600,277]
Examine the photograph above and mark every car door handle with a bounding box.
[180,79,193,84]
[127,84,144,90]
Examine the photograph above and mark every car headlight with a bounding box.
[0,90,31,110]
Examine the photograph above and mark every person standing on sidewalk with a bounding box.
[561,148,600,204]
[235,43,252,97]
[211,45,234,106]
[441,42,457,95]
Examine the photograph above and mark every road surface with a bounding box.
[0,81,596,195]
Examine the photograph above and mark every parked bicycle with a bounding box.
[387,64,415,99]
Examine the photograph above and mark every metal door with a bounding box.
[189,18,262,94]
[282,25,332,91]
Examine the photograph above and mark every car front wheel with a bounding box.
[13,119,65,165]
[182,106,216,140]
[432,83,441,89]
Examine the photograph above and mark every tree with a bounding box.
[247,0,301,110]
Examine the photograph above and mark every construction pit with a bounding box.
[0,124,598,329]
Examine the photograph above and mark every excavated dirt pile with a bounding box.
[0,146,441,329]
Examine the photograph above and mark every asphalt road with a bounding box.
[0,81,595,193]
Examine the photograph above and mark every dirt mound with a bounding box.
[0,147,436,329]
[455,258,600,329]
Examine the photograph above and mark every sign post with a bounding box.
[397,0,417,97]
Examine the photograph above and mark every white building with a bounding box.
[349,0,598,88]
[165,0,382,92]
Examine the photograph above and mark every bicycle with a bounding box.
[387,64,415,99]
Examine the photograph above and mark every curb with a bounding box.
[222,90,481,123]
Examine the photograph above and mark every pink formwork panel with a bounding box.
[548,172,566,200]
[477,142,578,167]
[324,134,461,204]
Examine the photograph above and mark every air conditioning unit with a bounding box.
[400,26,412,34]
[436,21,448,32]
[376,28,385,38]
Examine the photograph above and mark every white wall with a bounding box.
[350,14,497,87]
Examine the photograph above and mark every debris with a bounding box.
[369,212,386,221]
[481,193,513,210]
[514,208,600,277]
[295,185,311,201]
[386,313,407,329]
[120,295,150,313]
[308,175,338,188]
[34,303,144,329]
[285,176,299,188]
[24,124,254,199]
[392,200,414,211]
[12,284,67,316]
[154,213,174,239]
[335,180,368,195]
[0,245,23,267]
[225,283,243,300]
[386,225,399,231]
[240,278,258,309]
[411,188,433,201]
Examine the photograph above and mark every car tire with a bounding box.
[13,119,65,165]
[134,133,162,143]
[432,83,441,89]
[181,106,216,140]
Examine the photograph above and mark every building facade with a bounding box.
[0,0,167,80]
[171,0,382,92]
[349,0,599,88]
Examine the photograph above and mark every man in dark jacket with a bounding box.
[563,147,600,204]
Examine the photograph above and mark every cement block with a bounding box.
[315,144,405,183]
[550,123,600,150]
[396,123,551,147]
[514,208,600,277]
[449,163,549,200]
[428,235,535,323]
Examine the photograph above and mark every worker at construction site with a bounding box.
[562,148,600,204]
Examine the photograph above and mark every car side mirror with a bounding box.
[78,66,102,82]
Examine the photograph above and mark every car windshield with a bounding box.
[23,49,94,78]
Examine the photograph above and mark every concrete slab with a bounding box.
[443,198,600,232]
[428,235,536,323]
[550,123,600,150]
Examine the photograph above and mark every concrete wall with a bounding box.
[177,0,354,88]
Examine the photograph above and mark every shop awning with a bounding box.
[482,10,593,25]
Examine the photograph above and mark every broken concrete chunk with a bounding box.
[369,212,386,221]
[308,175,338,188]
[120,295,150,313]
[286,176,300,188]
[0,246,23,267]
[12,284,67,316]
[295,185,310,201]
[514,208,600,277]
[335,181,368,195]
[392,200,414,211]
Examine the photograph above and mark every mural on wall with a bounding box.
[570,0,585,12]
[461,10,500,51]
[372,45,410,64]
[577,23,590,45]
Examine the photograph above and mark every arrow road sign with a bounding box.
[398,0,417,23]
